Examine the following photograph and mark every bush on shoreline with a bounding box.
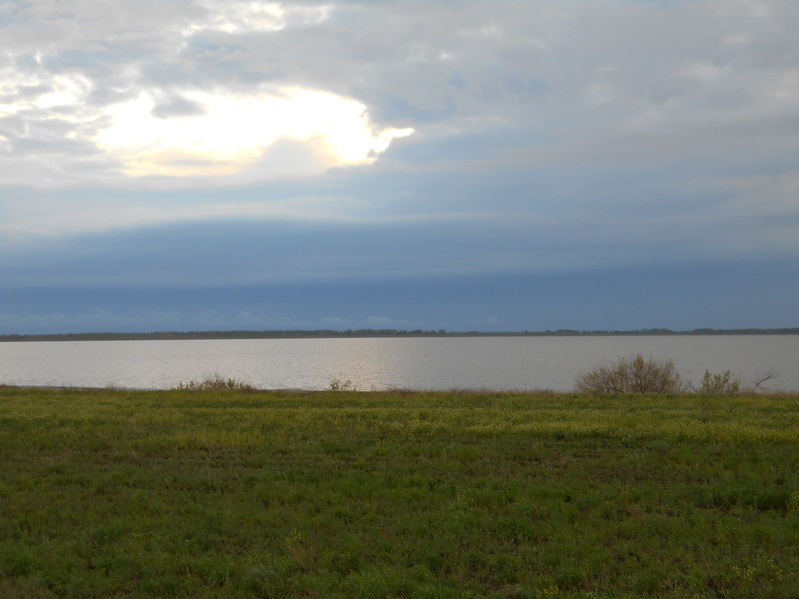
[575,354,778,396]
[575,353,684,394]
[175,375,258,393]
[693,368,777,396]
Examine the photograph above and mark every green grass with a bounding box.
[1,386,798,598]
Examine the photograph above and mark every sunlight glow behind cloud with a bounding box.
[94,88,413,177]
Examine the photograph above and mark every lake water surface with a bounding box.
[1,335,797,392]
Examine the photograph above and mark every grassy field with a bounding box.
[1,386,798,598]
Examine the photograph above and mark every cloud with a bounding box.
[1,0,798,333]
[3,260,798,334]
[4,208,797,297]
[1,1,415,183]
[150,93,207,119]
[184,1,332,35]
[92,87,412,177]
[3,0,798,185]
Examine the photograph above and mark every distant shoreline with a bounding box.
[1,327,798,342]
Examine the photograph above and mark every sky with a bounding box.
[1,0,798,334]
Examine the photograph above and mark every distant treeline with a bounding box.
[1,327,798,342]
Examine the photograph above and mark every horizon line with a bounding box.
[2,327,798,341]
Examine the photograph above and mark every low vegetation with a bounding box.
[326,377,356,391]
[696,369,741,396]
[575,354,684,394]
[693,369,777,396]
[2,385,798,598]
[175,376,258,393]
[575,353,776,396]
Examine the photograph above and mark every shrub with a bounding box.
[745,370,777,393]
[175,376,258,392]
[696,370,741,396]
[575,353,684,394]
[327,378,356,391]
[694,369,777,396]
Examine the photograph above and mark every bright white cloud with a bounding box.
[0,68,412,180]
[93,88,412,177]
[184,1,331,35]
[0,1,411,183]
[0,69,92,116]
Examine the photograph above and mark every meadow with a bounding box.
[1,386,798,598]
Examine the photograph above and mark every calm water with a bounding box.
[0,336,797,392]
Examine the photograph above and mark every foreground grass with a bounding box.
[1,387,798,598]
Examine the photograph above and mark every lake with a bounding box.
[1,335,797,392]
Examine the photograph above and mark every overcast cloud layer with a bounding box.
[1,0,798,333]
